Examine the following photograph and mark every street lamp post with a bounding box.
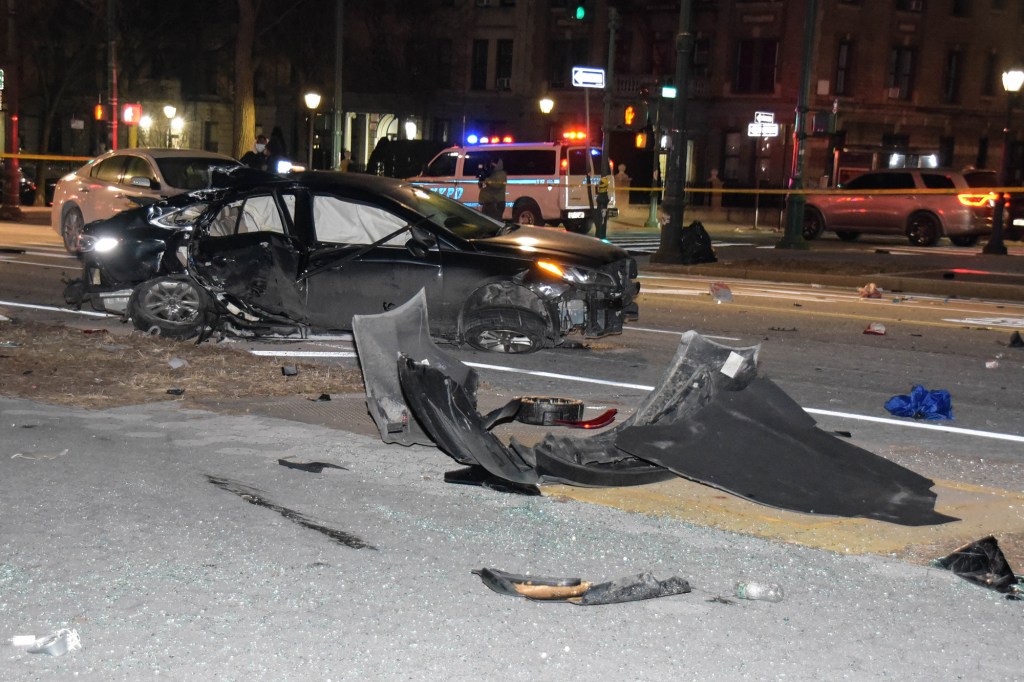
[304,92,322,169]
[162,105,176,147]
[983,68,1024,256]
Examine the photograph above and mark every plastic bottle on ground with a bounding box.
[735,581,784,602]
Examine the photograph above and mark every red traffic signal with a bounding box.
[122,103,142,125]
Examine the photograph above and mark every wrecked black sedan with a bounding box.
[69,172,639,353]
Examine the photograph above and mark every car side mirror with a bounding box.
[406,225,437,258]
[129,176,153,189]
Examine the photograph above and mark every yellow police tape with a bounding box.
[0,152,92,163]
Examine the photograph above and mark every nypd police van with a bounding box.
[409,139,615,234]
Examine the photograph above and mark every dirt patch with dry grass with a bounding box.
[0,317,364,409]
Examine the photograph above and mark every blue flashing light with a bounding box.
[467,134,480,144]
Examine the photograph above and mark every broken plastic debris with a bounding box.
[516,397,584,426]
[884,385,953,421]
[931,536,1023,599]
[0,340,20,347]
[278,457,347,473]
[985,360,999,369]
[473,567,691,605]
[858,282,882,298]
[166,387,185,396]
[308,393,332,402]
[709,281,733,303]
[25,628,81,656]
[281,365,298,376]
[167,357,188,369]
[863,322,887,335]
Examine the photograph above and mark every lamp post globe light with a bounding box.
[304,92,322,169]
[162,105,176,147]
[539,97,554,114]
[983,68,1024,255]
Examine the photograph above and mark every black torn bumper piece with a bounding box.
[472,567,691,605]
[931,536,1023,598]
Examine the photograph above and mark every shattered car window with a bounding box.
[404,186,503,239]
[155,158,234,190]
[151,203,209,229]
[312,195,407,245]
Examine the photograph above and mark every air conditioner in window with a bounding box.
[496,77,511,91]
[887,87,902,99]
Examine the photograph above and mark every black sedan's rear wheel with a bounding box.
[462,307,548,354]
[128,276,209,340]
[907,212,942,247]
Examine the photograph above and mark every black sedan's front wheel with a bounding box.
[128,276,210,340]
[462,307,548,354]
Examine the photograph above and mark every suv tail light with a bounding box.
[957,192,997,207]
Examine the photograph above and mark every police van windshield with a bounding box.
[406,185,504,239]
[566,147,604,175]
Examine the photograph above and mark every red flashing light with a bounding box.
[562,130,587,141]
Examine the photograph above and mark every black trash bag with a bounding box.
[931,536,1022,598]
[680,221,717,264]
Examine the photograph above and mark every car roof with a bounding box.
[93,148,240,162]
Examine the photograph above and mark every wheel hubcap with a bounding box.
[142,281,201,324]
[474,328,535,353]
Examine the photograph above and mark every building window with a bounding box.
[471,40,488,91]
[895,0,924,11]
[886,46,915,100]
[981,52,997,96]
[495,39,513,90]
[835,40,852,96]
[992,0,1006,9]
[942,49,961,103]
[437,39,453,90]
[550,39,587,89]
[734,38,778,94]
[951,0,969,16]
[692,36,711,77]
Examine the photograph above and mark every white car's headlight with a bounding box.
[77,235,120,253]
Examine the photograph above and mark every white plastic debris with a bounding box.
[168,357,188,370]
[985,360,999,369]
[709,282,733,303]
[24,629,81,656]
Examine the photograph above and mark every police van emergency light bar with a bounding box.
[466,134,515,144]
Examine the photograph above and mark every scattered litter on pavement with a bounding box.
[680,221,717,264]
[281,365,298,376]
[863,322,887,335]
[858,282,882,298]
[709,282,733,303]
[931,536,1023,599]
[11,448,69,460]
[308,393,332,402]
[278,457,347,473]
[207,475,375,549]
[735,581,784,602]
[1009,331,1024,348]
[168,357,188,370]
[985,360,1000,369]
[473,567,691,605]
[884,385,953,420]
[17,628,81,656]
[166,387,185,396]
[769,327,797,332]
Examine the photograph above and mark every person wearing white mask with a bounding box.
[241,134,270,170]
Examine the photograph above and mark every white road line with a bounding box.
[463,361,655,391]
[0,258,76,270]
[806,408,1024,444]
[0,300,111,317]
[625,326,742,341]
[249,350,358,358]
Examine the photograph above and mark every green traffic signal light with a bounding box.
[575,3,585,20]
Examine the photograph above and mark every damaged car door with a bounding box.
[190,192,307,323]
[300,193,443,331]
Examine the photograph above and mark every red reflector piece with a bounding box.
[949,268,993,275]
[554,408,618,429]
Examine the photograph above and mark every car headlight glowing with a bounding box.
[537,260,606,285]
[78,235,120,253]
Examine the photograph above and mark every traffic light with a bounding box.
[574,1,591,20]
[635,131,648,149]
[93,104,106,121]
[122,103,142,125]
[624,105,636,127]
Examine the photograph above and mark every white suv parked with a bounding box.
[803,168,997,247]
